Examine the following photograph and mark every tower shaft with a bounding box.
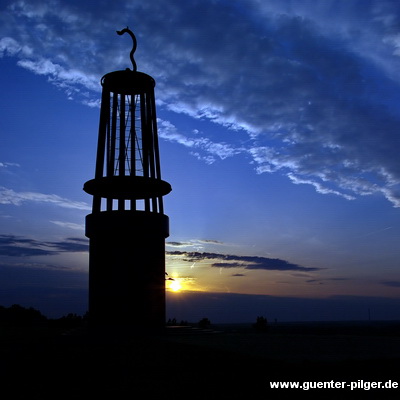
[84,63,171,331]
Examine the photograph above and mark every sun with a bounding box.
[168,279,182,292]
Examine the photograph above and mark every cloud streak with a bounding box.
[0,186,90,210]
[168,251,320,272]
[166,239,225,249]
[158,119,241,164]
[50,221,85,231]
[0,235,88,257]
[381,281,400,288]
[0,162,20,168]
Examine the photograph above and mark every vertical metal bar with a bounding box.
[141,93,149,178]
[150,88,164,214]
[110,93,118,176]
[118,93,125,210]
[143,92,157,212]
[93,89,110,212]
[140,93,150,212]
[125,95,132,176]
[107,92,118,211]
[147,96,156,180]
[119,94,126,176]
[130,93,136,211]
[105,101,111,211]
[151,88,162,181]
[141,95,148,211]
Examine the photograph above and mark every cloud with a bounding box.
[381,281,400,288]
[167,251,320,272]
[158,119,240,164]
[287,173,356,201]
[305,277,349,285]
[166,239,224,248]
[50,221,85,231]
[0,186,91,210]
[0,162,20,168]
[198,239,224,245]
[0,235,88,257]
[17,57,99,95]
[0,235,54,257]
[0,36,22,56]
[2,0,400,206]
[49,237,89,253]
[139,1,400,207]
[166,241,193,248]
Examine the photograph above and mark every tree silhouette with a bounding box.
[253,316,268,331]
[0,304,47,327]
[198,317,211,329]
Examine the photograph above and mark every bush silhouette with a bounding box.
[253,316,268,331]
[198,317,211,329]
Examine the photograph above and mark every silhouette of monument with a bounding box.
[84,28,171,331]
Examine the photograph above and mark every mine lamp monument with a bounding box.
[84,28,171,331]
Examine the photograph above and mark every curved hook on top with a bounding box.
[116,27,137,71]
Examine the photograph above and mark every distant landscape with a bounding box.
[1,304,400,396]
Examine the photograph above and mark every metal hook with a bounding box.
[116,27,137,71]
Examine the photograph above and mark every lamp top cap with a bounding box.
[101,28,155,93]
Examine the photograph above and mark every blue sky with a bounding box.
[1,0,400,322]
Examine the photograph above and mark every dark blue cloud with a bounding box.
[0,234,88,257]
[381,281,400,288]
[0,235,53,256]
[168,251,321,272]
[50,237,89,253]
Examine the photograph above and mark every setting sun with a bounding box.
[168,279,182,292]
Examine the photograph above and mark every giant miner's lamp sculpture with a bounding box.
[84,28,171,330]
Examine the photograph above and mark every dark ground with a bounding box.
[1,322,400,399]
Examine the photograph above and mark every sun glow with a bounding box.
[169,279,182,292]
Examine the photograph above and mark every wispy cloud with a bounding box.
[2,0,400,206]
[158,119,240,164]
[0,235,54,257]
[381,281,400,288]
[50,237,89,253]
[287,173,356,201]
[0,162,20,168]
[17,57,99,97]
[197,239,224,245]
[0,234,88,257]
[50,221,85,231]
[166,241,194,248]
[0,186,90,210]
[305,277,349,285]
[168,251,321,272]
[166,239,225,249]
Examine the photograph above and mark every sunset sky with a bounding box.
[1,0,400,323]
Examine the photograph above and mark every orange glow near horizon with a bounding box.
[165,273,204,293]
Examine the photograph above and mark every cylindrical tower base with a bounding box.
[86,211,169,332]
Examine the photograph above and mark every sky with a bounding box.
[1,0,400,323]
